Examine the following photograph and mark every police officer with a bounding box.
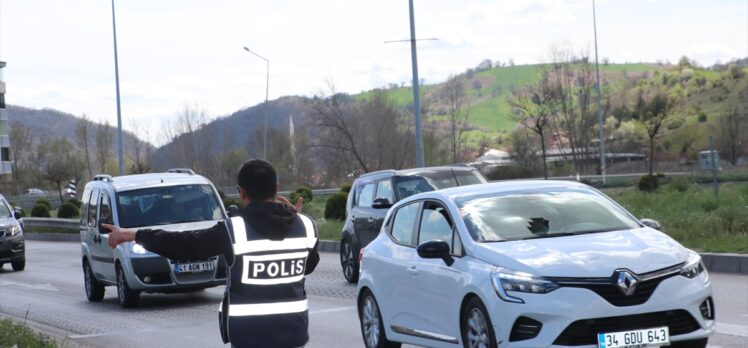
[104,159,320,348]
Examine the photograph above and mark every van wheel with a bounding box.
[116,264,140,308]
[461,297,497,348]
[358,289,400,348]
[83,260,105,302]
[11,258,25,271]
[340,239,359,283]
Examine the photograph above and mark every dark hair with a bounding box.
[237,159,277,201]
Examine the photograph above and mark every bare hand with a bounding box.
[276,195,304,213]
[101,223,136,249]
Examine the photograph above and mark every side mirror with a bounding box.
[98,218,110,234]
[417,240,454,266]
[13,209,22,220]
[640,218,662,231]
[227,205,239,217]
[372,198,393,209]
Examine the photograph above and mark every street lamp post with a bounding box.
[243,47,269,161]
[592,0,606,183]
[111,0,124,176]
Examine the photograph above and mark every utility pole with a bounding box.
[409,0,424,168]
[243,47,269,161]
[592,0,606,183]
[111,0,124,176]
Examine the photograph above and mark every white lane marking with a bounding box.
[716,322,748,337]
[0,280,58,292]
[310,306,356,315]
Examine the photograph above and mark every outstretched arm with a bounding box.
[102,221,233,263]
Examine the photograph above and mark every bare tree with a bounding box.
[161,104,210,172]
[75,114,93,178]
[127,120,152,174]
[633,89,676,177]
[545,45,598,173]
[441,74,469,163]
[510,75,555,179]
[718,105,746,165]
[44,138,82,203]
[94,119,113,173]
[9,124,35,194]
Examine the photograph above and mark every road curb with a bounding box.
[23,234,747,275]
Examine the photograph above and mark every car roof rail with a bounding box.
[359,169,397,178]
[93,174,113,182]
[167,168,195,175]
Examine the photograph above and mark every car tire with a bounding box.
[83,259,105,302]
[340,238,360,283]
[461,297,497,348]
[358,289,400,348]
[116,264,140,308]
[670,338,708,348]
[11,257,25,271]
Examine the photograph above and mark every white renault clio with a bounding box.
[356,181,713,348]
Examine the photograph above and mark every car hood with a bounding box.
[0,216,18,228]
[470,228,689,277]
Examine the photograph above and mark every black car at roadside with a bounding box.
[339,165,487,283]
[0,194,25,271]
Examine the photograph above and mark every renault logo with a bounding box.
[615,270,639,296]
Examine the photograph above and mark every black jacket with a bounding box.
[135,201,320,274]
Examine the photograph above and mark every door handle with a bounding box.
[406,265,418,276]
[367,217,374,223]
[350,216,356,222]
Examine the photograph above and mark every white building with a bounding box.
[0,61,11,175]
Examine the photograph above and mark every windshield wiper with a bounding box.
[521,232,578,240]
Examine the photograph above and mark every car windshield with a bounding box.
[456,187,640,242]
[0,202,10,218]
[116,184,223,228]
[395,170,486,199]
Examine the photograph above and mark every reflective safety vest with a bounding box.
[219,214,317,348]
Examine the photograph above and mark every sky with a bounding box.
[1,0,747,146]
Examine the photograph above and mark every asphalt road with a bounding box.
[0,241,746,348]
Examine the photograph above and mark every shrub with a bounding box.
[340,183,352,194]
[638,175,659,192]
[289,186,313,205]
[57,202,79,219]
[34,198,52,211]
[324,192,348,221]
[669,177,691,192]
[66,198,82,208]
[223,198,242,209]
[30,204,51,218]
[697,112,707,122]
[700,199,719,213]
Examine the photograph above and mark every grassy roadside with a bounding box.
[0,319,57,348]
[299,195,344,241]
[602,182,748,253]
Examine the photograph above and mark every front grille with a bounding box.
[509,316,543,341]
[568,275,672,306]
[549,266,681,307]
[553,310,701,346]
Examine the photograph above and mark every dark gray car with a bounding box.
[339,166,486,283]
[0,194,25,271]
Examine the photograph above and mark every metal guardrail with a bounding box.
[22,217,79,232]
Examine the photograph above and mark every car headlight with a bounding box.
[680,252,707,281]
[9,224,21,236]
[131,242,148,255]
[491,267,559,303]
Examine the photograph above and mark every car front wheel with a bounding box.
[11,257,25,271]
[116,264,140,308]
[358,290,400,348]
[83,259,105,302]
[461,297,497,348]
[340,238,359,283]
